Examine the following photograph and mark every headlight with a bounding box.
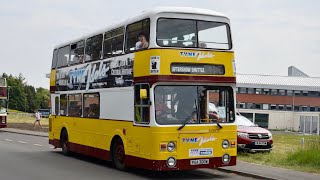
[222,154,231,164]
[167,157,176,167]
[268,132,272,139]
[222,140,229,149]
[167,141,176,152]
[237,132,249,138]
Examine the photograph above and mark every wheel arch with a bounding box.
[110,130,127,159]
[59,123,69,141]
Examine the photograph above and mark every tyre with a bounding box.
[111,138,126,171]
[60,130,71,156]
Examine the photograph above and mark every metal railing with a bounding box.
[299,115,320,135]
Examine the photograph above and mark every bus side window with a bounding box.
[85,34,103,62]
[55,96,60,115]
[70,40,84,65]
[51,49,58,69]
[68,94,82,117]
[60,94,67,116]
[103,27,124,58]
[126,19,150,52]
[57,45,70,68]
[83,93,100,118]
[134,84,150,123]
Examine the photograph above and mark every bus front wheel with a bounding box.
[111,138,126,171]
[60,129,71,156]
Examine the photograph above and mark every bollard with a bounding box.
[301,138,305,148]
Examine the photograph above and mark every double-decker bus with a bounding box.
[49,7,237,171]
[0,77,8,128]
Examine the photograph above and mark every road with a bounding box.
[0,131,261,180]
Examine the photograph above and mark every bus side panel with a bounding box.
[50,116,154,160]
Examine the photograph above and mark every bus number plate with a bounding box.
[190,159,209,165]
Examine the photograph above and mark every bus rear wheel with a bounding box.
[112,138,126,171]
[60,130,71,156]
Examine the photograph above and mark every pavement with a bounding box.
[1,128,48,137]
[221,162,320,180]
[1,128,320,180]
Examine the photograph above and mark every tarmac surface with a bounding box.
[1,128,319,180]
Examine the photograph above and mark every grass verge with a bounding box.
[6,113,49,132]
[7,113,49,125]
[238,133,320,174]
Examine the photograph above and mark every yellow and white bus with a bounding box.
[49,7,237,171]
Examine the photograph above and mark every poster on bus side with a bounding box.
[55,54,134,91]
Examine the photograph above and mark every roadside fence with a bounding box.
[299,115,320,135]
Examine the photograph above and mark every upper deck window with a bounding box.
[104,27,124,58]
[51,49,58,69]
[85,34,103,62]
[126,19,150,52]
[157,18,231,50]
[70,40,85,65]
[57,45,70,68]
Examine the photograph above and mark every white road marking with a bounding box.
[5,139,13,142]
[49,146,55,149]
[17,141,27,144]
[33,144,43,147]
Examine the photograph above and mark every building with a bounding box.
[236,67,320,134]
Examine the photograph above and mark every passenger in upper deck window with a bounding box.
[135,33,149,50]
[176,35,185,47]
[199,42,207,48]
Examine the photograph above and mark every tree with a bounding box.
[6,74,27,111]
[36,87,50,109]
[25,85,38,112]
[1,72,50,112]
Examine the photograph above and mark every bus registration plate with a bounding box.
[190,159,209,165]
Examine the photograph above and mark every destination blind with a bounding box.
[171,63,225,75]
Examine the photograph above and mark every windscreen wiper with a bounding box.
[178,99,198,131]
[177,110,197,131]
[216,120,223,129]
[207,113,223,129]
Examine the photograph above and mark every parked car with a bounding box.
[208,103,219,120]
[235,114,273,152]
[38,109,50,118]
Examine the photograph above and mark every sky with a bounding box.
[0,0,319,88]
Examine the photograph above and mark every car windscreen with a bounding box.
[0,99,7,113]
[235,115,255,126]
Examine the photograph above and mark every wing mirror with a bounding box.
[140,89,148,100]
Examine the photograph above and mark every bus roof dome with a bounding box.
[143,6,227,18]
[53,7,228,49]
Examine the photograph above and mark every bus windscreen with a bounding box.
[157,18,231,50]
